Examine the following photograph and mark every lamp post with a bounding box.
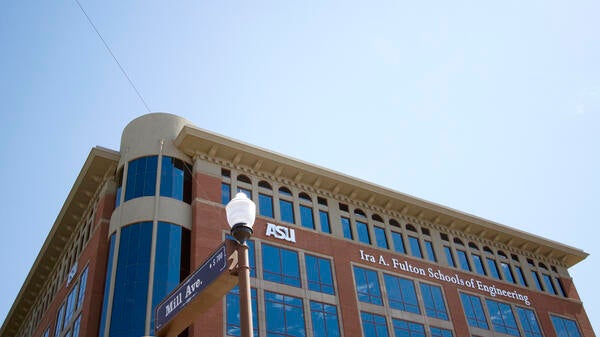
[226,192,256,337]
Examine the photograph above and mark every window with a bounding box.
[63,282,78,326]
[160,157,192,203]
[555,277,568,297]
[486,258,501,280]
[319,210,331,234]
[76,267,88,310]
[262,244,300,287]
[374,226,389,249]
[305,255,335,294]
[383,274,419,314]
[54,304,65,337]
[341,217,353,240]
[516,307,542,337]
[98,234,116,337]
[408,236,422,258]
[222,183,231,205]
[485,299,520,336]
[392,319,425,337]
[391,232,406,254]
[70,315,82,337]
[115,168,123,208]
[124,156,158,201]
[420,284,448,320]
[531,271,543,291]
[248,240,256,278]
[501,263,516,284]
[430,327,453,337]
[353,266,383,305]
[424,240,436,262]
[514,266,527,287]
[300,205,315,229]
[357,221,371,244]
[444,247,455,268]
[361,312,389,337]
[226,287,258,337]
[542,274,557,295]
[265,292,306,337]
[237,187,251,198]
[456,250,471,271]
[42,327,50,337]
[259,193,274,218]
[279,199,295,224]
[460,293,488,329]
[471,255,486,276]
[310,301,341,337]
[551,315,582,337]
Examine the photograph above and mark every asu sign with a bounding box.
[265,223,296,242]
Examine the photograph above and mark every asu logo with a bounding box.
[265,223,296,243]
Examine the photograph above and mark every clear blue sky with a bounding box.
[1,0,598,332]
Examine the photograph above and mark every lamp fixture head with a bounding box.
[226,192,256,242]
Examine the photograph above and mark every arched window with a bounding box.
[237,174,251,184]
[406,224,417,232]
[299,192,312,202]
[468,242,479,250]
[483,246,494,255]
[372,214,383,222]
[279,187,292,196]
[453,238,464,246]
[389,219,401,228]
[354,209,367,218]
[258,181,272,190]
[497,251,508,259]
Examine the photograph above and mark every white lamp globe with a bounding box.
[226,192,256,229]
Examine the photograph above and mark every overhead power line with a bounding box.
[74,0,151,113]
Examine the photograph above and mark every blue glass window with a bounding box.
[383,274,419,314]
[222,183,231,205]
[71,315,82,337]
[98,234,116,337]
[556,277,568,297]
[63,283,78,327]
[424,240,436,262]
[460,293,488,329]
[226,287,258,337]
[392,232,406,254]
[341,217,353,240]
[160,157,192,203]
[420,284,448,320]
[310,301,341,337]
[515,266,527,287]
[280,199,295,224]
[457,250,471,271]
[357,221,371,244]
[516,307,543,337]
[444,247,455,268]
[124,156,158,201]
[305,255,334,294]
[76,267,88,310]
[54,304,65,337]
[248,240,256,278]
[109,222,153,337]
[486,258,501,280]
[408,236,422,258]
[542,274,557,295]
[361,312,389,337]
[151,223,191,329]
[237,187,252,199]
[501,263,516,284]
[472,254,485,275]
[551,315,582,337]
[300,205,315,229]
[115,169,123,208]
[262,244,300,287]
[259,194,274,218]
[392,318,425,337]
[319,210,331,234]
[485,299,520,336]
[353,266,383,305]
[430,327,453,337]
[374,226,388,249]
[43,328,49,337]
[531,271,543,291]
[265,292,306,337]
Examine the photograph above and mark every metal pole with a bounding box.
[238,242,253,337]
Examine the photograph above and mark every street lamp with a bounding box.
[226,192,256,337]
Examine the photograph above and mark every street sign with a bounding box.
[155,241,239,337]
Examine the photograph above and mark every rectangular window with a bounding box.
[70,315,82,337]
[485,299,520,336]
[248,240,256,278]
[383,274,420,314]
[542,274,557,295]
[357,221,371,244]
[420,283,448,320]
[341,217,353,240]
[501,263,516,284]
[472,254,486,275]
[258,193,274,218]
[551,315,583,337]
[353,266,383,305]
[76,267,88,310]
[305,255,335,294]
[516,307,543,337]
[392,319,425,337]
[279,199,295,224]
[444,247,455,267]
[237,187,251,198]
[391,232,406,254]
[555,277,568,297]
[300,205,315,229]
[43,328,50,337]
[430,327,453,337]
[262,244,300,287]
[460,293,488,329]
[424,240,436,262]
[310,301,341,337]
[63,285,79,329]
[486,258,501,280]
[319,210,331,233]
[54,304,65,337]
[265,292,306,337]
[374,226,388,249]
[226,287,258,337]
[512,266,526,287]
[456,250,471,271]
[361,312,389,337]
[531,271,543,291]
[221,183,231,205]
[408,236,422,258]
